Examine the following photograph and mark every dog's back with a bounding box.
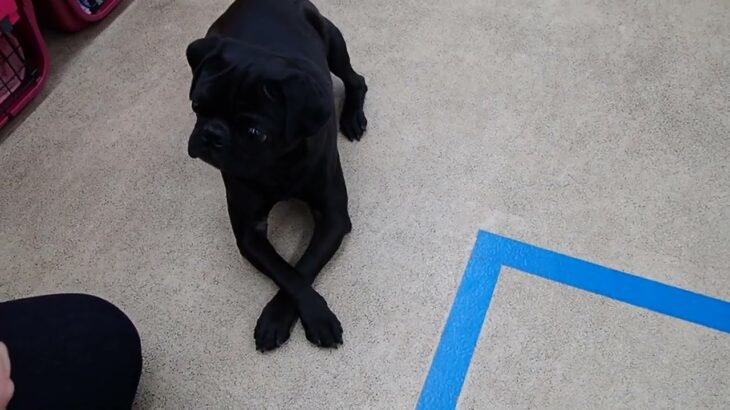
[209,0,327,66]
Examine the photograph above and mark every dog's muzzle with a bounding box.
[188,119,230,158]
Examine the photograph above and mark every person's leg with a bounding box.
[0,294,142,409]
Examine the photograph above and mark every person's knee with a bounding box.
[1,293,143,408]
[59,294,142,369]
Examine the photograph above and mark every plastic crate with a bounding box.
[35,0,123,32]
[0,0,48,129]
[0,0,19,25]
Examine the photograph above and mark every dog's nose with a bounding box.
[201,121,228,148]
[188,144,201,158]
[201,133,222,148]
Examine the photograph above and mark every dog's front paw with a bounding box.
[254,294,299,352]
[297,291,343,348]
[340,104,367,141]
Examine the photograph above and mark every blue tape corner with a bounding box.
[416,230,730,410]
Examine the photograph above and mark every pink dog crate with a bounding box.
[0,0,48,128]
[35,0,123,32]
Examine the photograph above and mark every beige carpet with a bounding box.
[1,1,728,408]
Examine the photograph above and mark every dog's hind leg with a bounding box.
[321,19,369,141]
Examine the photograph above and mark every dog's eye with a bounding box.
[248,127,268,143]
[262,84,279,102]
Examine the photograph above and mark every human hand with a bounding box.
[0,342,13,410]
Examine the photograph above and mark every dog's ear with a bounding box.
[281,70,331,139]
[186,37,222,72]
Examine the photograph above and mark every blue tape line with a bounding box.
[416,230,730,410]
[416,237,501,410]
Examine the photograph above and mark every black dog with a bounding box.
[186,0,367,351]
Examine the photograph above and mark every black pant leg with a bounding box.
[0,294,142,409]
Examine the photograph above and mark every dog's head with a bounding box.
[186,36,332,177]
